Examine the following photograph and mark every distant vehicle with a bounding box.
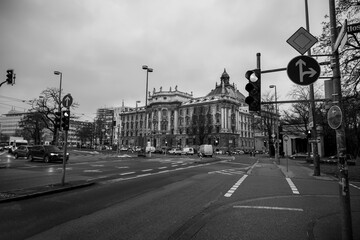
[214,149,223,154]
[154,148,164,154]
[8,137,28,153]
[181,147,194,155]
[322,154,356,165]
[199,144,213,157]
[145,146,155,153]
[289,152,313,160]
[28,145,69,163]
[235,150,245,154]
[0,143,8,151]
[13,145,33,159]
[169,148,182,155]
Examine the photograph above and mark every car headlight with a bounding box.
[50,153,57,156]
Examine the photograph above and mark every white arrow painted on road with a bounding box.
[296,59,317,83]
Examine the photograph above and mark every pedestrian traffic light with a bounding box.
[61,110,70,131]
[54,111,62,130]
[6,69,14,85]
[245,69,261,112]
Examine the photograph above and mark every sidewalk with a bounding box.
[274,157,359,240]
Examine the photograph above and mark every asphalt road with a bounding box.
[0,151,359,240]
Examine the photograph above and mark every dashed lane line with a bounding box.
[120,171,135,176]
[224,174,248,198]
[286,178,300,194]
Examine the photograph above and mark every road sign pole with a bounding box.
[329,0,353,239]
[304,0,321,177]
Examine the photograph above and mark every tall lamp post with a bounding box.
[142,65,153,156]
[54,71,62,146]
[269,85,279,163]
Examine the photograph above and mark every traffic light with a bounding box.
[245,69,261,112]
[54,111,62,130]
[61,110,70,131]
[307,130,312,139]
[6,69,14,84]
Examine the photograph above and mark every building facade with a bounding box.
[119,69,256,152]
[0,109,27,137]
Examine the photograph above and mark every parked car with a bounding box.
[28,145,69,163]
[169,148,182,155]
[13,145,33,159]
[322,154,356,165]
[181,147,194,155]
[214,149,223,154]
[289,152,313,159]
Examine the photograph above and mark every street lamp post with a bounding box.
[269,85,279,163]
[142,65,153,156]
[54,71,62,146]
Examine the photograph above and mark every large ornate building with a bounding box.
[119,69,256,152]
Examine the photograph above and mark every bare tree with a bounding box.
[29,87,79,143]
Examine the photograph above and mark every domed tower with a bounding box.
[220,68,230,86]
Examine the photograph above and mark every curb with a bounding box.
[0,181,95,203]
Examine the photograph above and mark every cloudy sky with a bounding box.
[0,0,329,121]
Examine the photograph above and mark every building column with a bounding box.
[158,110,161,132]
[174,110,179,134]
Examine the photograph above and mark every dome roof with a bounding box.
[206,69,246,101]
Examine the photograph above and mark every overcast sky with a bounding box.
[0,0,329,121]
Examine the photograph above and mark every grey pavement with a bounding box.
[274,157,359,240]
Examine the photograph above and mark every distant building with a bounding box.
[0,109,27,137]
[119,69,257,152]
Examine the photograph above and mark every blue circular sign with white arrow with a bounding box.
[62,94,73,108]
[287,55,321,86]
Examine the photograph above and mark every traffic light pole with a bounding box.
[329,0,353,239]
[61,129,68,186]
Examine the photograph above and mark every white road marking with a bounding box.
[103,162,214,184]
[224,174,248,197]
[158,166,167,169]
[350,183,360,190]
[84,170,102,173]
[141,169,153,172]
[91,164,104,167]
[233,205,303,212]
[208,168,246,175]
[286,178,300,194]
[120,172,135,176]
[115,166,129,169]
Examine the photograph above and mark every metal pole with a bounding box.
[144,69,150,157]
[329,0,353,239]
[305,0,320,176]
[275,86,280,164]
[61,129,68,186]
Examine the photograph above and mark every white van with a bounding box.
[181,147,194,155]
[199,144,213,157]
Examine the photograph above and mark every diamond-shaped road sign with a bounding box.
[287,27,318,55]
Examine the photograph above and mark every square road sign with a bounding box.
[287,27,318,55]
